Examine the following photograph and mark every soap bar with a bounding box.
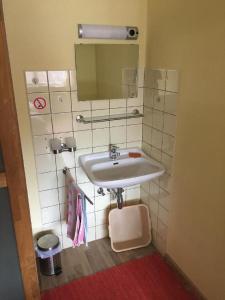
[128,152,142,158]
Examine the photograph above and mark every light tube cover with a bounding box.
[78,24,138,40]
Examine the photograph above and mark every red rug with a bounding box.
[42,253,198,300]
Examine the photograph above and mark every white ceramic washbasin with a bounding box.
[79,148,165,188]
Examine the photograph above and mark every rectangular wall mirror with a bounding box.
[75,44,139,101]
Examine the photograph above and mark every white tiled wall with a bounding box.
[26,70,143,249]
[141,69,178,254]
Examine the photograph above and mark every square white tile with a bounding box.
[144,69,155,88]
[78,182,95,199]
[33,134,53,154]
[31,115,52,135]
[138,68,145,87]
[76,167,89,184]
[87,213,96,227]
[87,227,96,242]
[155,234,167,255]
[42,221,62,236]
[110,126,126,144]
[157,219,168,240]
[95,194,110,211]
[127,106,143,125]
[69,70,77,91]
[163,114,176,136]
[86,199,95,213]
[140,188,150,205]
[28,93,50,115]
[35,154,56,173]
[73,111,91,131]
[52,113,73,133]
[127,88,143,106]
[143,107,153,127]
[145,69,166,90]
[151,146,162,162]
[159,173,173,193]
[152,109,164,130]
[159,188,170,211]
[110,108,126,127]
[62,235,73,249]
[59,203,67,221]
[95,210,108,226]
[141,182,150,193]
[48,71,70,92]
[58,187,66,203]
[53,132,74,145]
[61,221,67,235]
[158,205,169,226]
[153,90,165,111]
[149,198,159,215]
[25,71,48,93]
[162,133,175,156]
[57,168,75,188]
[56,152,75,170]
[166,70,178,93]
[164,92,177,115]
[74,130,92,149]
[143,88,154,108]
[37,172,58,191]
[93,146,109,153]
[150,211,158,230]
[110,99,126,108]
[41,205,60,224]
[161,153,173,174]
[95,224,108,239]
[126,187,140,202]
[142,142,151,156]
[50,92,71,113]
[151,129,163,150]
[154,69,166,90]
[127,124,142,142]
[93,128,109,147]
[143,125,151,143]
[150,182,160,200]
[92,109,109,129]
[39,189,59,208]
[71,92,91,111]
[127,141,142,148]
[91,100,109,110]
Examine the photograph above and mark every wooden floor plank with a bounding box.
[40,238,155,291]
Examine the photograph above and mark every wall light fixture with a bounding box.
[78,24,139,40]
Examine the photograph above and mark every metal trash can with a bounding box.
[37,233,62,276]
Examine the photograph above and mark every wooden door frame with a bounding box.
[0,1,40,299]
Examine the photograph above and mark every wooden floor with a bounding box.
[39,238,155,291]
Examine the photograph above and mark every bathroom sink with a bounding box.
[79,148,165,188]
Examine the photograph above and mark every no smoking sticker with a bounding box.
[34,97,47,110]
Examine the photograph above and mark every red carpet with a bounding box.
[42,253,198,300]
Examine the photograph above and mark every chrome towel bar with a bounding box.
[76,109,143,124]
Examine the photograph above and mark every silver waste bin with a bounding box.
[37,233,62,276]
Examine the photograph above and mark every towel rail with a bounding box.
[63,167,93,205]
[76,109,143,124]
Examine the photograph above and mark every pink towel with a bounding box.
[66,175,86,247]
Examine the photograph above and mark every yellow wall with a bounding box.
[2,0,147,228]
[146,0,225,299]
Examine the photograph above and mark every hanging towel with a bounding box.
[66,173,87,247]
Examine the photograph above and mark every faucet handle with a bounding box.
[109,144,119,152]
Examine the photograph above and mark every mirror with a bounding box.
[75,44,139,101]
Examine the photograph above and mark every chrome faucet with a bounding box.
[109,144,120,160]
